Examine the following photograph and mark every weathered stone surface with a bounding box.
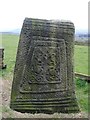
[10,18,80,113]
[0,48,6,69]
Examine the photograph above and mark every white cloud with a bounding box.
[0,0,88,31]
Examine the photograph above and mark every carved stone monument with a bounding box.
[10,18,80,113]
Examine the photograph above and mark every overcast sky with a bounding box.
[0,0,89,32]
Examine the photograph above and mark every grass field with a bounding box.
[1,34,19,77]
[0,34,89,113]
[74,45,88,75]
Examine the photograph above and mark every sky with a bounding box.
[0,0,89,32]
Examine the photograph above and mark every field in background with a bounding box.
[1,34,19,77]
[74,45,88,75]
[0,34,89,113]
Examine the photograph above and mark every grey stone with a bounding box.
[10,18,80,113]
[0,48,7,69]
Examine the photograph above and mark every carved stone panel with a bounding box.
[10,18,80,113]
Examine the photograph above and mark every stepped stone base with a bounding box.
[11,95,79,113]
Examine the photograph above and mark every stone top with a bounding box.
[21,18,75,39]
[24,17,75,29]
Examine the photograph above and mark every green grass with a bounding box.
[74,45,88,75]
[75,78,88,112]
[0,34,19,78]
[0,34,89,113]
